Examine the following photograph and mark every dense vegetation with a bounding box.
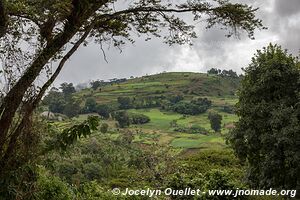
[227,44,300,193]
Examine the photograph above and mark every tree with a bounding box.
[207,68,219,75]
[171,98,212,115]
[117,96,132,109]
[208,112,222,132]
[168,94,184,104]
[63,98,81,118]
[0,0,263,189]
[90,80,105,90]
[130,113,150,124]
[60,82,76,99]
[43,87,66,113]
[100,123,109,133]
[114,111,130,128]
[96,104,111,119]
[84,97,97,113]
[227,44,300,192]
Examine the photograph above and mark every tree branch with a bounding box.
[0,24,93,170]
[0,0,92,149]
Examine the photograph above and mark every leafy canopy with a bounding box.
[227,44,300,190]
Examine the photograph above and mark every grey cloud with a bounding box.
[274,0,300,17]
[55,0,300,85]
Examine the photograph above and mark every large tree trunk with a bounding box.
[0,0,90,149]
[0,26,78,149]
[0,25,92,174]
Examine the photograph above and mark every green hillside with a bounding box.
[64,72,241,150]
[75,72,239,105]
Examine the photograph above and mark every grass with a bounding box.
[129,108,183,131]
[170,134,224,149]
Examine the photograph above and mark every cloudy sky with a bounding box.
[56,0,300,85]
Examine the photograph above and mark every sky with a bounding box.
[55,0,300,85]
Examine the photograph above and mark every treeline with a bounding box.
[90,78,128,90]
[207,68,240,78]
[43,83,80,118]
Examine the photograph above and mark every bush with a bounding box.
[36,168,73,200]
[83,97,97,113]
[203,169,246,200]
[170,98,211,115]
[168,94,184,104]
[208,112,222,132]
[113,111,130,128]
[173,125,207,134]
[80,181,123,200]
[117,97,132,109]
[96,104,117,119]
[129,113,150,124]
[171,102,200,115]
[221,105,235,114]
[100,123,109,133]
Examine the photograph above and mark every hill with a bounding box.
[48,72,241,150]
[75,72,240,105]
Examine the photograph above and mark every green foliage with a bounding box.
[183,150,244,177]
[96,104,113,119]
[221,105,235,114]
[171,98,211,115]
[62,98,81,118]
[43,87,66,113]
[90,80,105,90]
[43,86,81,117]
[207,68,239,78]
[166,167,244,200]
[0,165,38,200]
[114,110,130,128]
[83,97,97,113]
[60,82,76,99]
[79,181,123,200]
[173,124,207,134]
[117,97,132,109]
[100,123,109,133]
[57,116,100,149]
[202,169,245,200]
[168,94,184,104]
[227,44,300,190]
[36,167,73,200]
[166,172,205,200]
[208,112,223,132]
[129,113,150,124]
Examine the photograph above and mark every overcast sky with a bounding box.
[55,0,300,85]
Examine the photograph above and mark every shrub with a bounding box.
[129,113,150,124]
[113,111,130,128]
[173,125,207,134]
[208,112,222,132]
[100,123,109,133]
[36,168,73,200]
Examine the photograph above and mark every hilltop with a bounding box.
[75,72,240,105]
